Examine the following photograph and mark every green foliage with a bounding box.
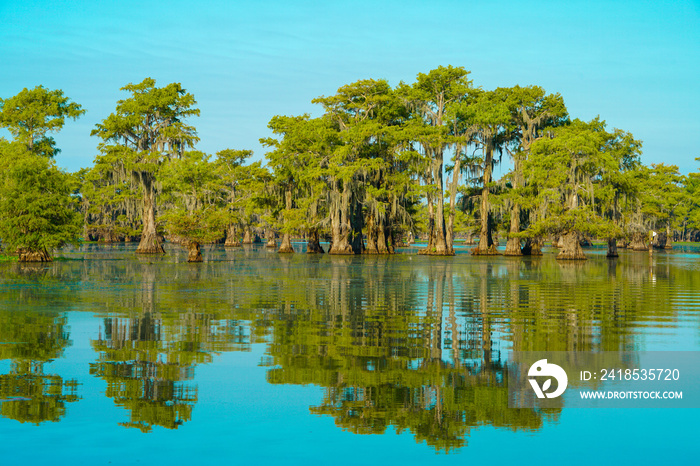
[160,151,228,244]
[0,141,81,255]
[0,85,84,157]
[454,87,516,178]
[404,65,472,126]
[401,67,472,205]
[523,118,639,239]
[92,78,200,172]
[162,206,226,245]
[213,148,253,229]
[233,161,273,233]
[504,85,568,151]
[263,114,338,235]
[639,163,685,230]
[77,164,142,240]
[161,151,220,207]
[92,78,199,155]
[162,151,228,243]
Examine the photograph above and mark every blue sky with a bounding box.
[1,0,699,173]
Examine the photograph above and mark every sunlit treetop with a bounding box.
[0,85,84,157]
[91,77,200,156]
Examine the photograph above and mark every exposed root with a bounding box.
[471,244,499,256]
[136,233,165,254]
[629,232,647,251]
[18,248,52,262]
[329,245,355,255]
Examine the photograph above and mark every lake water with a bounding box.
[1,243,699,464]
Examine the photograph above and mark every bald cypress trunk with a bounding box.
[419,194,435,255]
[224,225,241,247]
[329,209,353,254]
[472,144,498,255]
[136,176,165,254]
[557,231,587,260]
[306,229,324,254]
[505,156,523,256]
[432,156,449,255]
[187,241,202,262]
[664,225,673,249]
[242,228,253,244]
[329,183,361,255]
[504,208,523,256]
[445,155,461,256]
[387,228,395,253]
[278,188,294,253]
[364,215,379,254]
[350,198,364,254]
[329,205,353,254]
[265,229,277,249]
[521,237,543,256]
[606,238,618,258]
[278,232,294,253]
[376,220,390,254]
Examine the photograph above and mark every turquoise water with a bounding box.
[0,243,699,464]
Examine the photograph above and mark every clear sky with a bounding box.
[1,0,699,173]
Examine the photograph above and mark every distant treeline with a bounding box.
[1,67,699,262]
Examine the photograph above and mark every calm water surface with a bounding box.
[1,243,699,465]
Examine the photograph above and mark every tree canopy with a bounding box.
[0,85,84,157]
[2,69,700,262]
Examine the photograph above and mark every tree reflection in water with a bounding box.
[260,256,557,451]
[0,304,78,424]
[1,246,691,450]
[89,262,247,432]
[255,254,677,451]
